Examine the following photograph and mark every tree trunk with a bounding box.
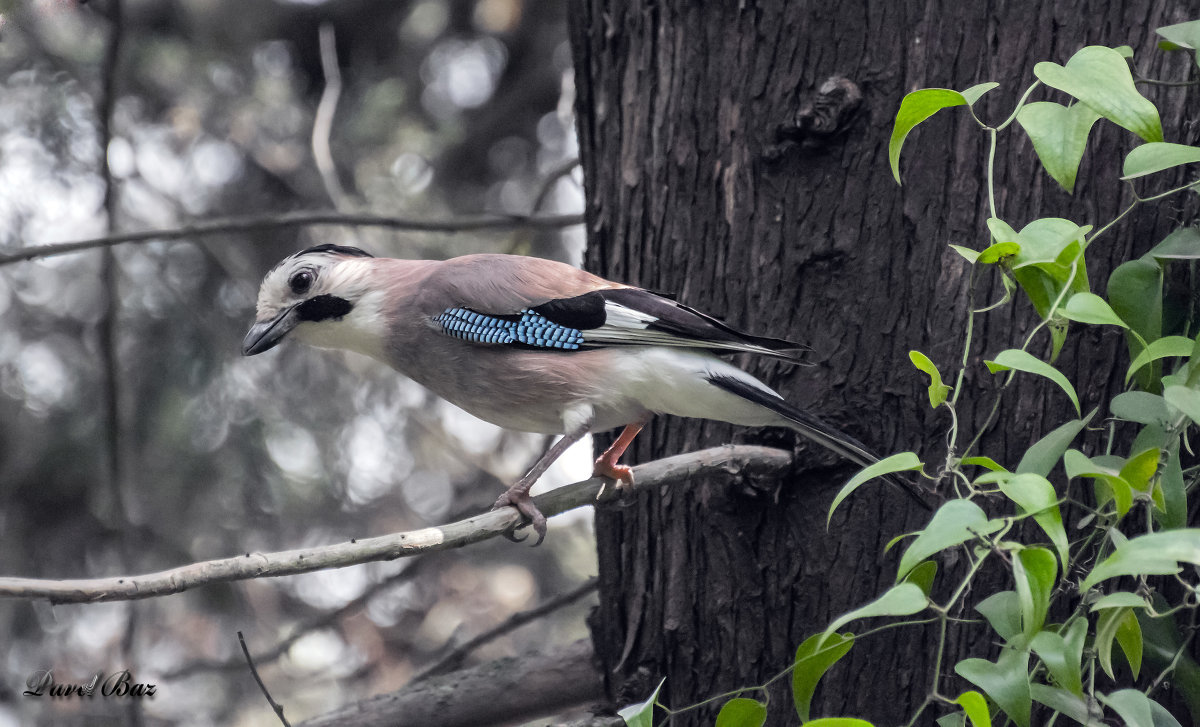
[569,1,1197,723]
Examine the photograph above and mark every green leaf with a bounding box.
[1009,218,1091,320]
[1034,46,1163,142]
[978,241,1021,264]
[949,244,981,263]
[1116,609,1144,679]
[820,584,927,648]
[1111,391,1171,425]
[954,690,993,727]
[828,452,923,524]
[1157,20,1200,49]
[937,713,966,727]
[987,217,1020,244]
[1012,547,1057,637]
[997,473,1069,571]
[961,82,1001,105]
[1016,412,1092,477]
[1063,448,1134,516]
[716,698,768,727]
[1062,292,1128,327]
[1148,699,1185,727]
[1122,142,1200,179]
[1119,447,1161,493]
[890,86,997,184]
[1091,592,1150,611]
[963,456,1009,473]
[955,648,1031,727]
[1082,530,1200,591]
[1160,446,1187,530]
[618,677,665,727]
[1157,19,1200,68]
[1098,609,1132,679]
[1098,689,1154,727]
[1016,101,1102,193]
[985,349,1080,415]
[1164,385,1200,426]
[792,632,855,723]
[1125,336,1195,385]
[909,350,951,408]
[1030,618,1086,696]
[897,500,1003,581]
[1030,684,1095,724]
[1108,257,1164,388]
[1149,227,1200,261]
[903,560,938,597]
[977,591,1022,642]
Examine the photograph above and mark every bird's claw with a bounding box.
[593,461,635,489]
[492,490,548,546]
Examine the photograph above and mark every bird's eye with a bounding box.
[289,270,314,295]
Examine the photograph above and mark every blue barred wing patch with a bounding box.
[433,307,584,350]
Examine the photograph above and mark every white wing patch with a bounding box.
[581,300,791,356]
[600,302,656,329]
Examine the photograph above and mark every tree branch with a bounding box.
[0,446,792,604]
[163,558,432,679]
[239,631,293,727]
[0,210,585,266]
[412,577,599,682]
[312,22,349,210]
[298,638,605,727]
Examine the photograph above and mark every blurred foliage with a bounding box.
[0,1,594,725]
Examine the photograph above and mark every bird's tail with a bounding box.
[707,375,930,511]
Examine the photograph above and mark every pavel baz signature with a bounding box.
[23,670,156,698]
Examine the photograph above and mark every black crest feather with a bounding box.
[295,244,374,258]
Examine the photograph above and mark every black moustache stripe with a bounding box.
[296,294,354,322]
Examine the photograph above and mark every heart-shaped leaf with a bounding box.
[956,648,1031,727]
[1016,101,1102,193]
[1122,142,1200,179]
[889,84,1000,183]
[1034,46,1163,142]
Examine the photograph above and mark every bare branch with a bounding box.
[298,638,605,727]
[0,210,585,266]
[531,157,581,214]
[0,445,792,604]
[412,577,599,682]
[239,631,293,727]
[164,558,432,679]
[312,23,349,210]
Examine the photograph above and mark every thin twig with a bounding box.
[530,156,581,214]
[165,559,431,679]
[94,4,143,726]
[239,631,292,727]
[0,210,584,266]
[412,577,599,682]
[0,445,794,604]
[312,23,348,210]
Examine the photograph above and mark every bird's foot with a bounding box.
[492,486,548,546]
[593,460,635,489]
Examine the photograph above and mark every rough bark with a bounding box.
[298,639,603,727]
[569,1,1197,724]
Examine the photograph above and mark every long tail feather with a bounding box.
[707,375,931,511]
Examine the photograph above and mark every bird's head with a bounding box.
[242,244,385,358]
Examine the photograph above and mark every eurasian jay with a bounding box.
[243,244,923,544]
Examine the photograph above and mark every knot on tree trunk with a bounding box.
[765,75,863,162]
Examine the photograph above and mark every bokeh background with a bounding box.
[0,1,598,724]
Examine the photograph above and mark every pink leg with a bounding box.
[593,414,652,488]
[493,418,592,546]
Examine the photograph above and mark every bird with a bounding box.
[243,244,926,544]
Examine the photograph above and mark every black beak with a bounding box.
[242,305,301,356]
